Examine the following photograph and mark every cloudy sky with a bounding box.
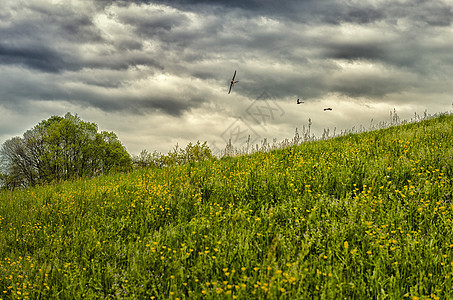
[1,0,452,156]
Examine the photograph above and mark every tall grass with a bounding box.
[1,115,453,299]
[221,108,453,157]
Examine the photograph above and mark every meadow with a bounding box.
[1,114,453,299]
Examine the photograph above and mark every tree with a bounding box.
[94,131,132,174]
[0,113,131,188]
[132,141,215,169]
[0,137,35,187]
[180,141,214,164]
[133,149,164,169]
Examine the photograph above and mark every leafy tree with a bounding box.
[133,149,164,169]
[133,141,215,169]
[0,113,131,188]
[179,141,214,164]
[0,137,35,187]
[94,131,132,174]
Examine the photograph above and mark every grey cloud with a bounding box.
[118,9,189,35]
[158,0,452,28]
[313,3,386,25]
[397,0,453,27]
[2,0,453,155]
[328,74,410,99]
[137,0,294,11]
[342,6,385,24]
[0,65,202,117]
[140,0,387,25]
[321,42,387,62]
[77,91,203,117]
[0,5,101,73]
[0,43,70,73]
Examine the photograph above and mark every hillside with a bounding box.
[1,115,453,299]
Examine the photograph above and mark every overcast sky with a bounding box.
[1,0,452,155]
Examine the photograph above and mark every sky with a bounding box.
[1,0,453,156]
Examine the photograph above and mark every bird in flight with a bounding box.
[297,98,304,104]
[228,70,239,94]
[324,108,332,111]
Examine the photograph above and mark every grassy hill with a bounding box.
[1,115,453,299]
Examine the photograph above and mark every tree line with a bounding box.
[132,141,215,169]
[0,113,216,190]
[0,113,131,189]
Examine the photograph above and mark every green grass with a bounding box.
[1,115,453,299]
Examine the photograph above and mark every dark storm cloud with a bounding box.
[322,42,387,62]
[137,0,293,11]
[1,0,453,154]
[77,96,196,117]
[0,3,102,43]
[0,1,166,74]
[0,43,69,73]
[140,97,197,116]
[74,89,204,116]
[329,73,409,98]
[319,5,385,25]
[0,73,200,117]
[147,0,453,31]
[394,0,453,27]
[113,4,197,51]
[139,0,386,25]
[0,4,99,73]
[118,8,189,34]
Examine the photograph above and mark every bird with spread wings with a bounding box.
[228,70,239,94]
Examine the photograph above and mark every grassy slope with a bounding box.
[1,115,453,299]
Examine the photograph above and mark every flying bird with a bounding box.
[324,108,332,111]
[228,70,239,94]
[297,98,304,104]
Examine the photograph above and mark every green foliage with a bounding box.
[133,141,215,169]
[0,113,131,188]
[1,115,453,299]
